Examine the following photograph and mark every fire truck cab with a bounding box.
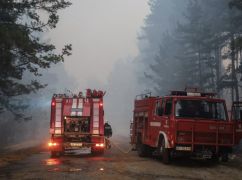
[48,89,108,157]
[131,90,242,163]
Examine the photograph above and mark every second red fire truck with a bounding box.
[48,89,108,157]
[130,89,242,163]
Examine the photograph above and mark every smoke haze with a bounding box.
[1,0,204,145]
[46,0,150,136]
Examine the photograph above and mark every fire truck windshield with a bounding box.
[175,100,227,120]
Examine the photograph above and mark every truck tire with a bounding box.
[158,136,171,164]
[137,143,149,157]
[91,148,104,156]
[51,151,61,158]
[136,134,149,157]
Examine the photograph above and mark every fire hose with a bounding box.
[106,138,133,154]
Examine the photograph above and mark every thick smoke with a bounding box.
[105,59,144,135]
[104,0,189,136]
[0,63,78,146]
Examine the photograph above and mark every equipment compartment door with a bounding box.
[64,117,90,133]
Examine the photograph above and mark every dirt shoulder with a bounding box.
[0,143,46,168]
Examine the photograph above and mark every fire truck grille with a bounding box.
[194,132,216,143]
[177,131,233,145]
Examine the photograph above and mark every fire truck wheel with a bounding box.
[136,134,151,157]
[91,149,104,156]
[137,143,149,157]
[51,151,61,158]
[158,137,171,164]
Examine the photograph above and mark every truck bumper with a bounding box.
[48,135,105,152]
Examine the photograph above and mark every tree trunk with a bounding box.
[198,44,202,89]
[231,34,239,102]
[215,45,221,97]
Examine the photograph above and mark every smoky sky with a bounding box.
[39,0,187,136]
[37,0,149,136]
[47,0,149,87]
[0,1,193,145]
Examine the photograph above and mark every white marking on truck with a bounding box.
[93,103,99,134]
[150,122,161,127]
[77,98,83,116]
[71,98,77,116]
[55,102,62,134]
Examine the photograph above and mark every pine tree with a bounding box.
[0,0,72,120]
[144,32,185,95]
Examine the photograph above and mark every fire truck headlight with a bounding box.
[95,143,104,147]
[48,142,58,147]
[100,143,104,147]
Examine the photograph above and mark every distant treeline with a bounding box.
[140,0,242,103]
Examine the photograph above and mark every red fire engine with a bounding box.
[48,89,107,157]
[130,89,242,163]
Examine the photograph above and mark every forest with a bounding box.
[141,0,242,103]
[1,0,242,146]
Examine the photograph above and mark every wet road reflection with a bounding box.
[99,168,104,171]
[47,167,60,172]
[1,149,242,180]
[44,158,62,166]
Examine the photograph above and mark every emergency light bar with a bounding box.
[52,89,105,99]
[171,91,216,97]
[135,92,152,100]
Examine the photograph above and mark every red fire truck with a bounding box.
[48,89,107,157]
[130,89,242,163]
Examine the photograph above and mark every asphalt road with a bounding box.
[1,144,242,180]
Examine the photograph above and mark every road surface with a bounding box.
[1,143,242,180]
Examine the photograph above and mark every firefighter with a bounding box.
[104,121,112,137]
[104,121,112,149]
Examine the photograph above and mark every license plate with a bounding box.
[176,146,192,151]
[70,143,82,147]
